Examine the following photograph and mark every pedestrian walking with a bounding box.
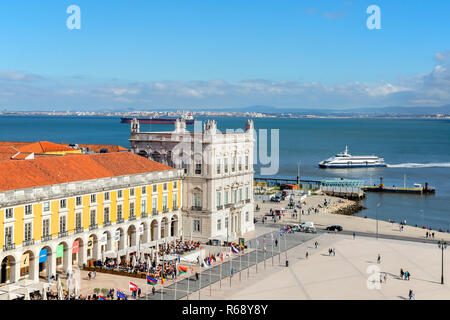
[88,272,91,280]
[377,254,381,264]
[400,268,404,279]
[138,288,141,298]
[93,270,96,279]
[314,241,318,249]
[305,251,309,260]
[409,289,415,300]
[275,239,278,247]
[195,272,199,281]
[353,232,356,239]
[384,273,387,283]
[332,248,336,256]
[152,286,155,295]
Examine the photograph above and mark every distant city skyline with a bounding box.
[0,0,449,110]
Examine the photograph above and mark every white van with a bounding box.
[298,222,317,233]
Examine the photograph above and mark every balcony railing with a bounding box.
[23,239,34,247]
[75,227,84,234]
[117,217,124,224]
[191,206,202,211]
[172,204,178,210]
[152,208,158,215]
[129,215,136,221]
[163,207,169,213]
[3,243,15,251]
[41,235,52,242]
[224,203,232,208]
[58,231,68,238]
[141,212,148,218]
[217,205,223,210]
[89,224,98,231]
[103,221,111,227]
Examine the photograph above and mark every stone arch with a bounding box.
[151,151,162,163]
[151,219,159,241]
[19,249,38,281]
[1,254,18,284]
[127,224,137,248]
[116,228,125,251]
[171,214,179,237]
[55,241,70,272]
[38,245,53,280]
[87,234,99,261]
[161,217,169,238]
[139,222,148,244]
[72,237,85,267]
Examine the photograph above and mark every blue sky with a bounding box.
[0,0,449,110]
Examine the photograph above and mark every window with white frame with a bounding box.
[173,193,178,209]
[224,158,228,173]
[75,212,82,229]
[195,163,202,175]
[42,219,50,237]
[118,189,123,199]
[4,226,13,245]
[5,208,13,219]
[43,202,50,212]
[163,183,167,191]
[216,159,221,174]
[152,184,157,193]
[142,186,146,194]
[193,193,201,208]
[245,212,249,222]
[163,195,168,211]
[24,222,32,241]
[90,194,96,203]
[90,209,97,226]
[217,191,221,207]
[104,192,110,201]
[141,199,146,213]
[59,216,67,233]
[129,202,135,217]
[225,217,229,229]
[239,189,242,202]
[25,204,33,215]
[193,219,200,232]
[231,156,235,172]
[173,181,177,189]
[76,196,82,206]
[245,155,249,170]
[238,156,242,171]
[60,199,67,209]
[246,187,249,200]
[130,188,135,197]
[224,191,229,205]
[152,197,158,212]
[217,219,222,231]
[117,204,123,220]
[104,207,110,223]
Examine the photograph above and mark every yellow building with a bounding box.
[0,152,183,285]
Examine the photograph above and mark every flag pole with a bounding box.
[285,229,288,261]
[239,245,242,282]
[263,235,266,270]
[247,241,250,278]
[161,248,164,300]
[209,258,212,296]
[271,233,274,266]
[187,265,190,300]
[229,247,232,287]
[174,261,178,300]
[278,231,281,264]
[198,261,202,300]
[256,238,258,273]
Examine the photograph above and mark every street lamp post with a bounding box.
[376,203,381,239]
[438,240,447,285]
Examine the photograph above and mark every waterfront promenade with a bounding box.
[254,194,450,242]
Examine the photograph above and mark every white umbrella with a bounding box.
[57,277,63,300]
[146,255,152,272]
[131,255,137,268]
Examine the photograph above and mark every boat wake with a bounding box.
[388,163,450,168]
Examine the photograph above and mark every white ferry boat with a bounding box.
[319,146,387,168]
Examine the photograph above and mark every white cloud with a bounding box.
[1,51,449,110]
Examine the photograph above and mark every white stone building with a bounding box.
[130,119,255,242]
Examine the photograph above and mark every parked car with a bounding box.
[270,197,281,202]
[325,225,343,232]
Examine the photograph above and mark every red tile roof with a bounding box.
[0,152,174,192]
[17,141,75,153]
